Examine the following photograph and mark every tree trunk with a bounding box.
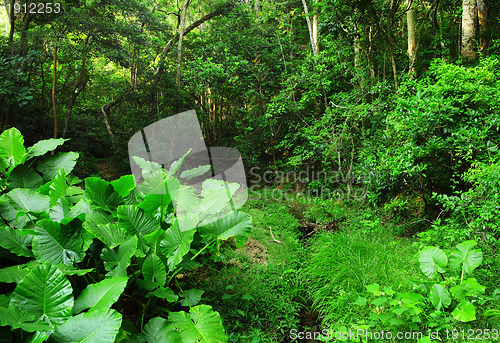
[52,46,58,139]
[176,0,191,88]
[7,0,15,45]
[407,0,416,78]
[19,11,31,52]
[312,13,319,54]
[461,0,477,60]
[476,0,488,54]
[301,0,318,56]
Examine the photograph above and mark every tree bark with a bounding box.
[7,0,15,45]
[312,13,319,54]
[176,0,191,88]
[461,0,477,60]
[52,46,58,139]
[301,0,318,56]
[476,0,488,54]
[407,0,416,78]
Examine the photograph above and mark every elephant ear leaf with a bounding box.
[449,240,483,274]
[0,223,33,257]
[27,138,67,159]
[142,254,166,287]
[418,247,448,279]
[48,309,122,343]
[142,317,181,343]
[0,127,26,172]
[73,277,128,314]
[10,263,73,326]
[198,211,251,248]
[168,305,227,343]
[37,152,79,180]
[85,177,124,212]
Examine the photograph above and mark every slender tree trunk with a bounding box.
[312,13,319,54]
[476,0,488,54]
[176,0,191,87]
[407,0,416,78]
[63,54,88,138]
[461,0,477,60]
[7,1,15,45]
[301,0,318,56]
[52,46,58,139]
[19,11,31,52]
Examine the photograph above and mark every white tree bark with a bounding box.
[461,0,477,59]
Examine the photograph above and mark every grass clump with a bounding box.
[304,226,422,329]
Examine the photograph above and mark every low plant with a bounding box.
[353,240,500,342]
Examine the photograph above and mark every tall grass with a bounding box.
[304,227,422,328]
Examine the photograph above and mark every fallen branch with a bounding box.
[269,226,281,244]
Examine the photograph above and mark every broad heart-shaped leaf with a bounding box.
[180,289,204,307]
[142,253,166,287]
[48,309,122,343]
[0,223,33,257]
[7,165,43,190]
[111,175,136,198]
[132,156,163,179]
[6,188,50,212]
[27,138,68,159]
[198,211,252,248]
[88,223,128,249]
[32,219,83,266]
[36,152,79,180]
[118,205,160,250]
[0,263,35,283]
[180,165,211,181]
[49,198,76,224]
[73,277,128,314]
[450,278,486,299]
[429,283,451,310]
[449,240,483,274]
[0,127,26,172]
[452,300,476,322]
[168,305,227,343]
[85,177,124,212]
[10,263,73,326]
[0,306,53,332]
[142,317,181,343]
[418,247,448,279]
[160,223,195,271]
[49,169,68,205]
[146,287,178,302]
[101,236,137,278]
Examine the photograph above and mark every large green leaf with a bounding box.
[36,152,79,179]
[7,165,43,190]
[198,211,252,248]
[168,305,227,343]
[0,306,53,332]
[429,283,451,310]
[0,223,33,257]
[85,177,124,212]
[73,277,128,314]
[27,138,68,159]
[49,169,68,205]
[452,300,476,322]
[418,247,448,278]
[6,188,50,212]
[111,175,136,198]
[160,222,195,271]
[142,317,181,343]
[32,219,83,266]
[118,205,160,241]
[450,278,486,299]
[142,254,166,287]
[48,309,122,343]
[0,127,26,172]
[88,223,128,249]
[10,263,73,325]
[0,263,36,283]
[180,165,211,181]
[49,198,76,224]
[101,236,137,278]
[146,287,178,302]
[179,289,204,307]
[449,240,483,274]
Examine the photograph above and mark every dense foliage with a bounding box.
[1,0,500,341]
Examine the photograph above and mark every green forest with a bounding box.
[1,0,500,342]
